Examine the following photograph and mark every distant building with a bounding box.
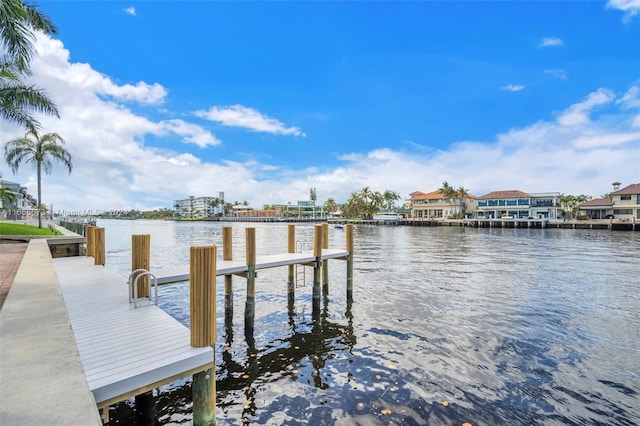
[476,190,561,219]
[173,192,224,218]
[610,183,640,221]
[0,179,37,219]
[284,200,324,218]
[231,205,278,218]
[409,190,478,219]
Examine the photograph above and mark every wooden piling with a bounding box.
[287,224,295,305]
[189,245,217,425]
[94,227,105,266]
[131,234,150,298]
[346,224,354,301]
[312,225,322,315]
[193,368,216,425]
[85,225,96,257]
[222,227,233,319]
[322,223,329,296]
[245,228,256,333]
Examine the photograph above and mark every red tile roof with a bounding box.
[410,189,478,200]
[479,190,532,199]
[410,190,445,200]
[612,183,640,196]
[580,198,612,208]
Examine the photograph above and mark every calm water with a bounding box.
[99,219,640,425]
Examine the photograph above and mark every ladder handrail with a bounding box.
[129,269,158,308]
[128,268,148,304]
[295,240,311,253]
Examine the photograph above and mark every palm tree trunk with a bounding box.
[37,160,42,228]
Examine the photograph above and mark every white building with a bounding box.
[610,183,640,221]
[476,190,561,219]
[0,179,36,211]
[174,193,225,218]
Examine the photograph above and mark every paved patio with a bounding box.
[0,242,27,310]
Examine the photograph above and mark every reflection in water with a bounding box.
[101,221,639,425]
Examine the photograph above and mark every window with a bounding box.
[613,209,632,215]
[478,200,487,207]
[620,195,631,200]
[506,199,517,206]
[517,198,530,206]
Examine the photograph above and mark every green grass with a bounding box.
[0,222,61,236]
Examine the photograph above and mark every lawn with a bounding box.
[0,222,62,236]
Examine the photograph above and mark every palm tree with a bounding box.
[0,1,59,131]
[323,197,338,214]
[1,0,58,72]
[439,181,456,217]
[456,186,470,218]
[4,130,72,228]
[0,62,59,131]
[0,185,17,208]
[383,190,401,210]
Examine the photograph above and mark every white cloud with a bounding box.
[33,35,166,104]
[2,34,637,212]
[572,132,640,149]
[544,69,567,80]
[195,105,306,137]
[159,119,221,148]
[606,0,640,22]
[557,88,616,126]
[540,37,564,47]
[501,84,525,92]
[616,84,640,109]
[124,7,136,16]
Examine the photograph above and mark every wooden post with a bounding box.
[222,227,233,319]
[94,227,105,266]
[287,224,295,306]
[132,234,150,298]
[245,228,256,334]
[134,391,156,425]
[346,224,354,301]
[312,224,322,316]
[322,223,329,296]
[85,225,96,257]
[190,245,217,425]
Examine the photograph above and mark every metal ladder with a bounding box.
[128,268,158,308]
[295,240,310,288]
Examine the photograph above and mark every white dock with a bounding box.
[152,248,350,285]
[53,256,214,409]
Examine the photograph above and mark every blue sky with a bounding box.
[2,1,639,211]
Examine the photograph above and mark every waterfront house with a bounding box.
[476,190,561,219]
[579,198,613,219]
[409,190,478,219]
[610,183,640,221]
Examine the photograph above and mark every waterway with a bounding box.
[99,219,639,425]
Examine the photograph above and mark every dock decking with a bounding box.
[53,256,214,409]
[152,248,350,285]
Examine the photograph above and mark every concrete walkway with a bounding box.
[0,239,102,425]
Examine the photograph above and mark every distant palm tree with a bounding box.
[456,186,470,218]
[439,181,456,217]
[323,197,338,214]
[0,185,16,207]
[383,190,401,210]
[4,130,72,227]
